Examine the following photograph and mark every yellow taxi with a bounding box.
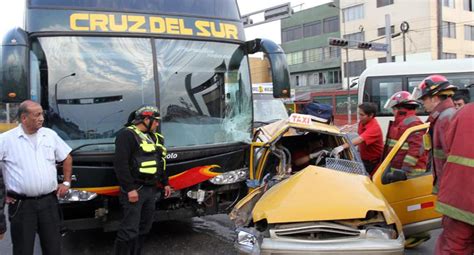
[230,113,439,254]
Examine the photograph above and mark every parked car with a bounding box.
[230,113,439,254]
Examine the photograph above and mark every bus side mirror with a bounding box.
[245,39,290,99]
[1,27,29,103]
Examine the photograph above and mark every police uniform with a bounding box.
[113,107,167,255]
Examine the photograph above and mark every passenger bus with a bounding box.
[358,59,474,137]
[0,0,290,231]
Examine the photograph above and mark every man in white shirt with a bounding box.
[0,100,72,255]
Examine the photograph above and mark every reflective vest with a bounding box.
[385,111,428,176]
[426,98,456,193]
[436,103,474,225]
[127,125,167,182]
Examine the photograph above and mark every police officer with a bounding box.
[113,106,171,255]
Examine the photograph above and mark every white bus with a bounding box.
[358,59,474,137]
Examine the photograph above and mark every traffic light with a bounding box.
[328,37,348,47]
[358,42,372,49]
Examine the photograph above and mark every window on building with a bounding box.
[378,56,396,63]
[464,0,473,11]
[327,70,341,84]
[323,16,339,33]
[305,48,323,62]
[344,31,365,41]
[443,0,455,8]
[342,4,364,22]
[295,75,300,86]
[441,52,457,59]
[465,25,474,40]
[326,47,341,59]
[318,72,327,85]
[303,21,322,38]
[282,26,303,43]
[377,25,395,36]
[466,54,474,58]
[377,0,394,7]
[344,60,366,77]
[286,51,304,65]
[442,21,456,38]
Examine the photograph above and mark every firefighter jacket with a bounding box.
[426,98,456,193]
[385,109,428,176]
[436,103,474,225]
[127,125,167,186]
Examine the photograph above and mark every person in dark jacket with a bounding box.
[114,105,171,255]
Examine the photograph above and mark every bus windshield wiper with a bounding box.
[70,142,115,155]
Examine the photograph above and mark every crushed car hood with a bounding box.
[252,166,398,225]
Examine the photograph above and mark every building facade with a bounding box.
[337,0,474,88]
[280,3,343,94]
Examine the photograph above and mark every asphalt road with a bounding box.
[0,214,439,255]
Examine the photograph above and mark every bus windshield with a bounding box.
[30,37,252,151]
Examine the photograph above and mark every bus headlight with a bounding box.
[209,168,248,185]
[59,189,98,203]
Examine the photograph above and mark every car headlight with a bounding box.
[59,189,97,203]
[235,228,261,254]
[209,168,247,185]
[366,227,398,240]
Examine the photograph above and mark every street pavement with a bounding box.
[0,214,439,255]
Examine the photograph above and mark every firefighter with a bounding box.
[413,75,457,194]
[113,106,171,255]
[435,103,474,254]
[383,91,428,176]
[384,91,431,248]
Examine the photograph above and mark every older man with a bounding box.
[0,100,72,255]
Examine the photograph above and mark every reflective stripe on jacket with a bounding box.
[436,103,474,225]
[386,110,428,176]
[426,98,456,193]
[127,125,166,180]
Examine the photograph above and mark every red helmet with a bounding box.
[384,91,420,109]
[135,106,160,120]
[413,75,457,100]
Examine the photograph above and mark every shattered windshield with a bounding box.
[155,39,252,148]
[29,37,252,151]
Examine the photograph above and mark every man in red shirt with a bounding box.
[331,102,383,174]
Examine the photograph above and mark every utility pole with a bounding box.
[345,48,351,124]
[385,14,392,62]
[437,0,443,59]
[400,21,410,62]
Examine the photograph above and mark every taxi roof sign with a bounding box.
[288,113,328,125]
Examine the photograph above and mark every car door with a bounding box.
[372,123,441,235]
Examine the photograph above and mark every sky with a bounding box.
[0,0,332,41]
